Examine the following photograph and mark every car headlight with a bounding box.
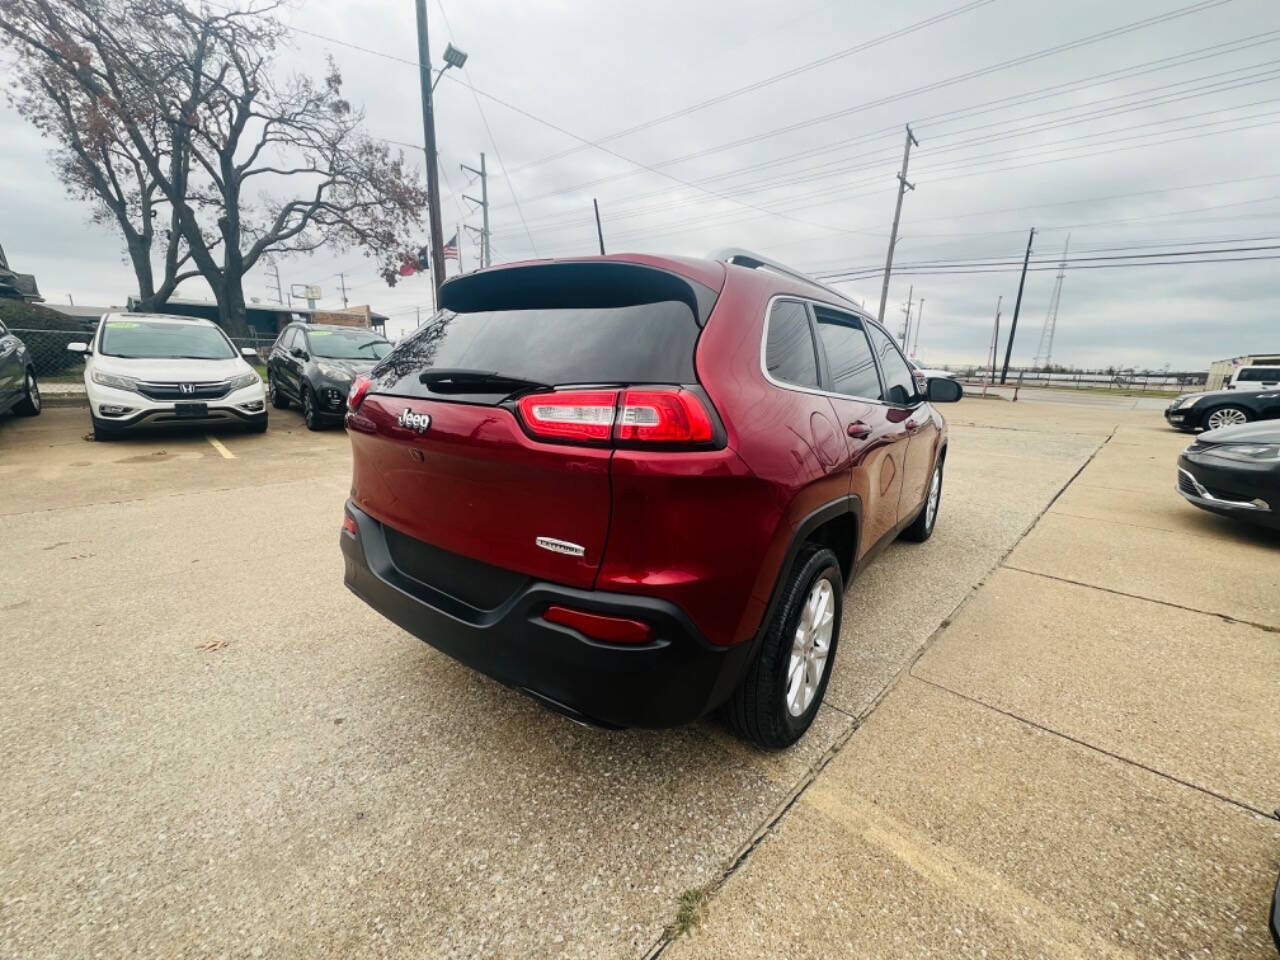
[317,362,353,380]
[1176,394,1203,409]
[227,371,261,391]
[1207,443,1280,463]
[91,370,140,392]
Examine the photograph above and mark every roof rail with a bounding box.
[707,248,857,307]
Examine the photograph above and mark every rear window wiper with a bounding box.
[418,368,552,398]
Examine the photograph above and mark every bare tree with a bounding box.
[1,0,199,309]
[0,0,429,333]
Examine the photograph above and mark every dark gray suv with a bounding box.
[266,323,392,430]
[0,321,41,419]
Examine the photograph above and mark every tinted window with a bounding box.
[375,301,698,399]
[304,328,392,360]
[275,328,295,352]
[765,300,819,389]
[814,308,881,399]
[1237,367,1280,381]
[100,319,235,360]
[866,323,918,405]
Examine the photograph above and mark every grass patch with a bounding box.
[664,886,710,940]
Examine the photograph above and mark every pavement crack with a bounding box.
[909,674,1276,821]
[1000,565,1280,634]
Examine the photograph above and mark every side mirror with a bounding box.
[927,377,963,403]
[67,341,89,355]
[241,346,257,357]
[291,347,308,360]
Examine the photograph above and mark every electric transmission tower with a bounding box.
[1033,235,1070,369]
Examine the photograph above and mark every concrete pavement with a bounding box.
[667,396,1280,957]
[2,399,1275,958]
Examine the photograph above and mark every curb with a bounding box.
[41,395,89,409]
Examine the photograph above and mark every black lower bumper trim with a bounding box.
[340,502,754,728]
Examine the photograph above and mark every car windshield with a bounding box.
[100,319,235,359]
[306,328,392,360]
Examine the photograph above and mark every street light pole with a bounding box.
[414,0,447,305]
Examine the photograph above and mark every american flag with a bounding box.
[442,232,459,261]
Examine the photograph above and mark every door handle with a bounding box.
[847,421,872,439]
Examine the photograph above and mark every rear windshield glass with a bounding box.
[306,328,392,360]
[100,320,235,360]
[374,302,699,398]
[1236,367,1280,381]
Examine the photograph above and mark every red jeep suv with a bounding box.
[340,250,961,746]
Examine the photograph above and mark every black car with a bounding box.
[266,323,393,429]
[1176,420,1279,529]
[1164,386,1280,432]
[0,319,41,418]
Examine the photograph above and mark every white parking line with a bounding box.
[206,436,236,459]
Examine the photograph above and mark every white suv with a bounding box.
[69,313,267,440]
[1226,365,1280,392]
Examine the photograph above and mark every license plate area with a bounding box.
[174,402,208,417]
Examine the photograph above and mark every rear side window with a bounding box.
[765,300,820,389]
[376,301,698,397]
[865,323,918,405]
[1236,367,1280,381]
[814,308,881,400]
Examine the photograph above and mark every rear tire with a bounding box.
[725,545,842,749]
[901,457,943,543]
[13,368,41,417]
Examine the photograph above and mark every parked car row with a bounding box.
[51,314,391,440]
[1166,386,1280,530]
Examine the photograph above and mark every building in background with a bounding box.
[126,297,388,339]
[0,243,43,303]
[1207,354,1280,391]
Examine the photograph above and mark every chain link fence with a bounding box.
[8,328,91,379]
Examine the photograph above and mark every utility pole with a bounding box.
[911,299,924,358]
[457,222,464,272]
[1000,227,1036,384]
[461,153,490,268]
[414,0,447,303]
[593,198,606,255]
[876,124,918,325]
[338,272,348,308]
[983,295,1002,397]
[900,284,914,345]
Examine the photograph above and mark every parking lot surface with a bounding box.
[2,399,1276,958]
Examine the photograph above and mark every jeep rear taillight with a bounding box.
[517,390,617,442]
[348,375,373,412]
[516,387,714,447]
[617,389,713,443]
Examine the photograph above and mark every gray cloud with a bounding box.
[2,0,1277,368]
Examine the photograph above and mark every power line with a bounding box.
[504,0,997,174]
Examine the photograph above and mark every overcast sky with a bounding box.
[3,0,1279,368]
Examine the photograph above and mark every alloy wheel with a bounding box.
[785,577,834,717]
[925,464,941,530]
[1207,407,1248,430]
[304,390,315,427]
[27,372,40,411]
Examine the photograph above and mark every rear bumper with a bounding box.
[340,502,755,728]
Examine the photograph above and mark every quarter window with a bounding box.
[765,300,820,389]
[865,323,919,405]
[814,308,882,400]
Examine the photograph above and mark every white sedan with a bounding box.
[69,313,267,440]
